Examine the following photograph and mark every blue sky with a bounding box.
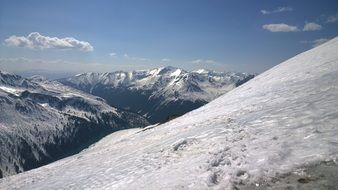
[0,0,337,76]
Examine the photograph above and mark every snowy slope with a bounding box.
[0,72,149,178]
[1,37,338,189]
[59,67,254,123]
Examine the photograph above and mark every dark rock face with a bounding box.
[235,74,255,87]
[61,83,206,124]
[88,86,206,124]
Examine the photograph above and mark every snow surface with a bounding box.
[1,37,338,189]
[170,69,182,77]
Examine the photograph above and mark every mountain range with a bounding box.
[0,72,149,178]
[59,67,254,123]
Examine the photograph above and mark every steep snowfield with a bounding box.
[0,73,149,178]
[1,37,338,189]
[59,67,254,123]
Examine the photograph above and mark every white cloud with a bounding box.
[123,53,148,61]
[0,57,270,75]
[191,59,202,64]
[109,52,117,57]
[191,59,217,64]
[312,38,329,47]
[205,60,217,64]
[303,22,322,31]
[261,7,293,15]
[301,38,330,47]
[263,22,322,33]
[4,32,93,52]
[0,57,149,74]
[327,13,338,23]
[262,23,299,32]
[161,58,171,62]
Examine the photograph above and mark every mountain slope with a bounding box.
[1,37,338,189]
[0,72,149,178]
[59,67,254,123]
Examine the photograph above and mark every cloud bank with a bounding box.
[262,24,299,32]
[312,38,330,47]
[191,59,217,64]
[327,13,338,23]
[109,52,117,57]
[123,53,149,61]
[4,32,93,52]
[303,22,322,31]
[161,58,171,62]
[261,7,293,15]
[0,57,148,74]
[263,22,324,32]
[301,38,330,47]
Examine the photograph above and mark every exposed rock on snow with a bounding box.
[0,37,338,189]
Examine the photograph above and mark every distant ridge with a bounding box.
[59,67,254,123]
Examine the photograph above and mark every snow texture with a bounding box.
[1,37,338,189]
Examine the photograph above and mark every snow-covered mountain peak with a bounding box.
[62,66,252,95]
[0,71,41,90]
[142,66,184,80]
[0,71,11,75]
[192,68,210,74]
